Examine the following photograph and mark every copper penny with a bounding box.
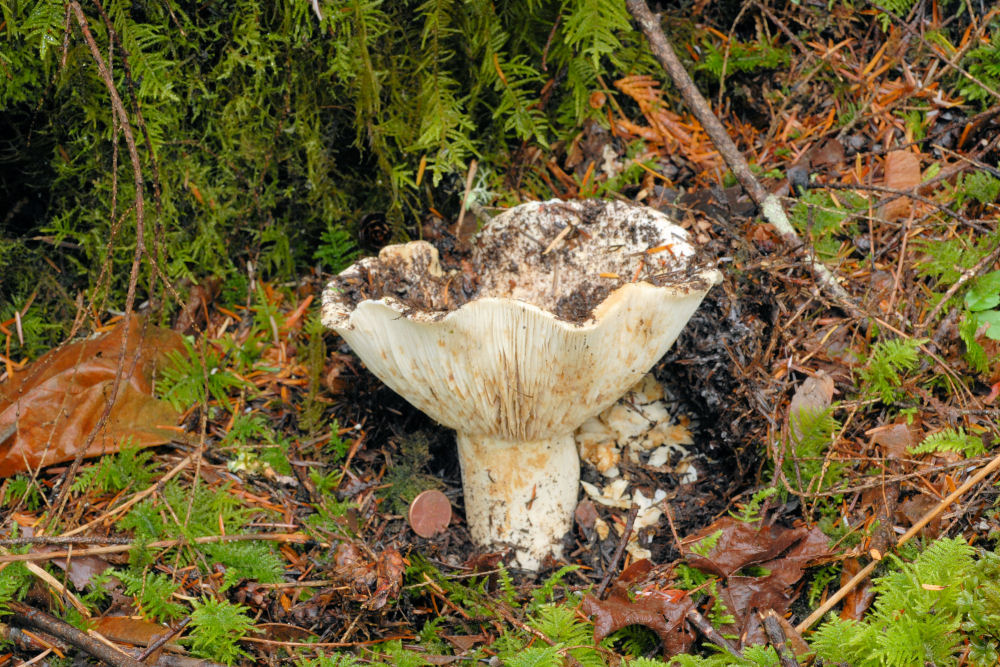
[408,489,452,538]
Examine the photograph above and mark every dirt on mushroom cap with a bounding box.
[327,199,717,324]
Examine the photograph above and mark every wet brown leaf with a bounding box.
[0,316,184,478]
[618,558,655,585]
[682,517,825,578]
[683,518,830,646]
[839,557,876,620]
[810,138,846,169]
[581,588,695,656]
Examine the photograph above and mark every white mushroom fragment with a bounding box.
[322,200,720,569]
[576,373,694,479]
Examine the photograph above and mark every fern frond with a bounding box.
[859,337,928,404]
[910,427,986,458]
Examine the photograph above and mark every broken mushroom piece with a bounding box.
[322,200,720,569]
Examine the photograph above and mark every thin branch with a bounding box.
[0,533,314,564]
[595,504,640,599]
[9,602,144,667]
[49,2,148,525]
[625,0,860,316]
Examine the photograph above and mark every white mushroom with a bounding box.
[322,200,719,569]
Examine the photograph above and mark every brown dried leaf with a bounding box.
[881,150,922,221]
[173,278,221,335]
[868,420,922,459]
[574,499,598,532]
[896,493,944,540]
[90,615,173,648]
[0,316,184,478]
[581,589,695,656]
[46,551,112,590]
[810,139,846,169]
[333,541,376,590]
[443,634,488,652]
[788,371,834,446]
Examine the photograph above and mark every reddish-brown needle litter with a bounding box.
[408,490,452,538]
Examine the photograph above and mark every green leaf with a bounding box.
[965,271,1000,311]
[974,310,1000,340]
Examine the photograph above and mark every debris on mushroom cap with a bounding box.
[576,374,694,479]
[324,199,715,325]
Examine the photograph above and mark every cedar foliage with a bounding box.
[0,0,658,351]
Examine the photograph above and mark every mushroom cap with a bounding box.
[322,200,720,440]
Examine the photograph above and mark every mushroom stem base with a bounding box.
[456,432,579,570]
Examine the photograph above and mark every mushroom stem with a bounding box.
[456,432,580,570]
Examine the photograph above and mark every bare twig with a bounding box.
[0,533,313,564]
[9,601,144,667]
[684,608,744,659]
[136,617,190,662]
[761,609,800,667]
[0,536,132,547]
[50,2,148,525]
[62,453,195,537]
[595,504,640,599]
[625,0,860,316]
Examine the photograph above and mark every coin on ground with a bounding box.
[408,489,452,538]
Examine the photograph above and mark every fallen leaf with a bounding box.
[683,517,808,577]
[574,499,598,531]
[881,150,922,221]
[46,551,112,591]
[581,589,694,656]
[682,517,831,648]
[90,615,175,648]
[868,420,922,459]
[839,557,875,621]
[896,493,944,540]
[443,634,488,651]
[810,138,846,169]
[0,316,184,478]
[173,278,221,335]
[788,372,835,446]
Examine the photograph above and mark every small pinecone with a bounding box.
[357,212,393,250]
